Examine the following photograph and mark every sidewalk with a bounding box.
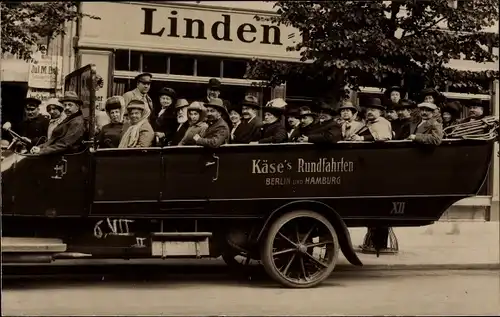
[340,221,500,270]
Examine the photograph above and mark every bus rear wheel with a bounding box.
[260,210,339,288]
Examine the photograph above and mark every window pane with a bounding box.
[113,78,133,95]
[114,50,140,71]
[196,56,221,77]
[223,58,248,79]
[169,55,195,75]
[143,52,167,74]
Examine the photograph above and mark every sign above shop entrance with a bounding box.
[79,2,301,61]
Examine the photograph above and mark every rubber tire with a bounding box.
[260,210,340,288]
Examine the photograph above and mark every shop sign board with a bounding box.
[28,55,63,89]
[79,2,302,61]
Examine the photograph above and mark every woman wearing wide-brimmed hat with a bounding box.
[179,101,209,146]
[441,101,462,128]
[257,98,288,144]
[338,101,364,140]
[119,99,154,148]
[30,91,86,155]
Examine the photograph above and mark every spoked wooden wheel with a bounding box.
[261,210,339,288]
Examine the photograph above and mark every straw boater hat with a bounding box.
[45,98,64,112]
[417,102,438,111]
[158,87,176,99]
[338,101,360,113]
[60,91,83,106]
[205,98,228,116]
[364,97,385,110]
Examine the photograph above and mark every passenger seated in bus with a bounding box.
[193,98,230,148]
[228,104,243,144]
[168,99,190,146]
[297,101,342,144]
[338,101,364,140]
[30,91,85,155]
[118,100,154,148]
[154,87,177,139]
[234,95,263,143]
[289,106,314,141]
[179,102,209,145]
[18,97,49,146]
[392,99,416,140]
[349,98,393,141]
[45,98,66,139]
[97,96,126,148]
[406,102,443,146]
[285,108,301,139]
[442,101,462,128]
[257,98,288,144]
[384,105,399,123]
[459,98,486,123]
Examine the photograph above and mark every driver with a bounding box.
[17,97,50,146]
[30,91,85,155]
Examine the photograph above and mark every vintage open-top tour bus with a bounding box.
[1,65,498,288]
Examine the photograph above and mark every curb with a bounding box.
[336,263,500,271]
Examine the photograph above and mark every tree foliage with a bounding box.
[245,0,500,101]
[1,1,100,61]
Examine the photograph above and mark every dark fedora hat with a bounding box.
[205,97,228,115]
[363,97,385,110]
[135,72,153,82]
[317,100,337,115]
[395,99,417,109]
[59,91,83,106]
[384,86,405,98]
[25,97,42,107]
[241,95,261,108]
[158,87,176,99]
[207,78,221,90]
[465,98,484,108]
[442,101,462,114]
[297,106,318,118]
[420,88,442,101]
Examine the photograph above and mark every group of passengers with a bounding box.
[5,73,490,155]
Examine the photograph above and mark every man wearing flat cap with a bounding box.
[406,102,443,146]
[30,91,86,155]
[17,97,50,146]
[193,98,230,148]
[123,72,154,124]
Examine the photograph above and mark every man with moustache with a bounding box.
[338,101,364,140]
[231,95,263,143]
[351,98,393,141]
[30,91,85,155]
[193,98,230,148]
[459,98,487,123]
[123,73,155,124]
[392,99,416,140]
[168,99,191,146]
[296,101,342,144]
[407,102,443,146]
[17,97,50,146]
[45,98,66,139]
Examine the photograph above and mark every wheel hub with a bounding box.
[297,244,308,253]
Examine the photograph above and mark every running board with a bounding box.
[151,232,212,258]
[1,237,67,253]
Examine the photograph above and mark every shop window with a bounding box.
[143,52,168,74]
[114,50,140,71]
[196,56,221,77]
[169,55,195,76]
[222,58,248,79]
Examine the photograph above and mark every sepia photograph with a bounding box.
[1,0,499,316]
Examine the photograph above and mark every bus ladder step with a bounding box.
[150,232,212,258]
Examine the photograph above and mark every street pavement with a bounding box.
[2,221,499,315]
